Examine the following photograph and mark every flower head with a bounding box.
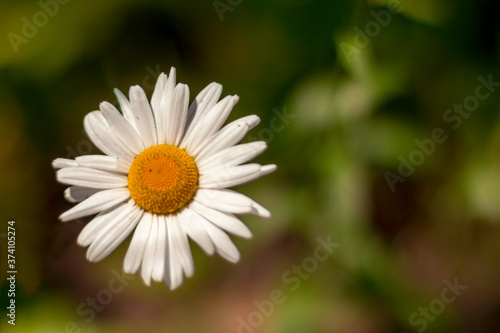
[53,67,276,289]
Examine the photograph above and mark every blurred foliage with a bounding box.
[1,0,500,332]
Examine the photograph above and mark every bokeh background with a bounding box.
[1,0,500,332]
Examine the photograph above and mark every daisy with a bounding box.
[52,67,276,289]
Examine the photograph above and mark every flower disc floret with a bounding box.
[128,144,198,214]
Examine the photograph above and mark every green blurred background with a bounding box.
[1,0,500,332]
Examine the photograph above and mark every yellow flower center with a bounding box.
[128,144,198,214]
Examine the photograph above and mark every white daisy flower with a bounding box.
[53,67,276,289]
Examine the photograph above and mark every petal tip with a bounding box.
[64,188,77,203]
[59,209,74,222]
[254,206,271,218]
[247,115,261,129]
[260,164,277,176]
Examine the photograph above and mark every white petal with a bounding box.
[198,141,267,172]
[59,188,130,222]
[52,158,78,169]
[199,163,276,189]
[200,219,241,263]
[76,155,130,174]
[77,204,125,246]
[152,215,167,282]
[183,82,223,140]
[84,111,135,163]
[195,115,260,162]
[190,201,252,239]
[200,188,270,218]
[173,216,195,279]
[250,201,271,218]
[166,84,189,146]
[166,67,177,84]
[158,67,177,144]
[150,73,167,122]
[242,114,261,129]
[181,95,238,154]
[152,73,169,144]
[57,167,128,189]
[129,86,157,147]
[198,164,258,189]
[166,214,194,290]
[179,208,215,255]
[260,164,277,176]
[166,215,183,290]
[86,201,143,262]
[123,212,153,274]
[114,88,139,132]
[99,101,145,154]
[64,186,102,203]
[194,189,254,215]
[163,223,172,289]
[140,213,157,286]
